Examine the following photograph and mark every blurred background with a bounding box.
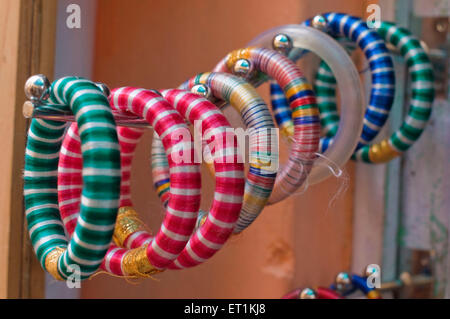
[0,0,448,298]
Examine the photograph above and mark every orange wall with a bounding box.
[81,0,374,298]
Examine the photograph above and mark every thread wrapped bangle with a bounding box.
[59,87,202,274]
[213,47,320,204]
[331,272,382,299]
[152,72,278,234]
[269,13,396,155]
[312,21,434,163]
[59,89,245,272]
[58,124,154,250]
[248,25,364,184]
[24,76,121,281]
[151,89,245,269]
[122,88,204,272]
[110,88,203,271]
[356,22,434,162]
[120,89,246,270]
[310,13,396,151]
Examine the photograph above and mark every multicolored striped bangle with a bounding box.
[24,76,121,281]
[331,272,382,299]
[59,89,245,272]
[270,13,396,154]
[312,21,434,163]
[213,47,321,204]
[247,25,364,184]
[152,72,278,234]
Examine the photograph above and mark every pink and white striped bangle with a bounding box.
[123,89,246,269]
[162,89,245,269]
[58,88,202,275]
[59,88,245,273]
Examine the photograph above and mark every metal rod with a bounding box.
[24,99,230,128]
[25,104,152,128]
[386,43,448,60]
[293,38,448,61]
[379,274,433,292]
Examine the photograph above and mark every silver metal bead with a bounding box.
[232,58,254,78]
[95,82,111,98]
[335,272,352,292]
[272,33,293,56]
[299,288,317,299]
[24,74,50,102]
[311,15,329,32]
[191,84,211,99]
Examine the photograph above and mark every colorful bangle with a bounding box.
[151,89,245,269]
[331,272,382,299]
[312,21,434,163]
[58,124,153,249]
[356,22,433,162]
[110,88,203,271]
[282,287,342,299]
[152,72,278,234]
[24,75,121,280]
[59,88,245,272]
[248,25,364,184]
[59,124,161,277]
[59,87,203,274]
[310,13,396,151]
[269,13,396,155]
[213,47,321,204]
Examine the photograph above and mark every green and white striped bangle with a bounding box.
[24,76,121,280]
